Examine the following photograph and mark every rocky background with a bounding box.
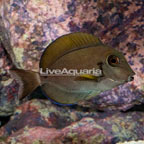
[0,0,144,143]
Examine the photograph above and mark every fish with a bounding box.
[9,32,135,105]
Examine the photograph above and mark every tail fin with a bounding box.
[9,69,41,99]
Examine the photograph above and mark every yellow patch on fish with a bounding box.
[78,74,99,80]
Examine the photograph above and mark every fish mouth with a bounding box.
[127,75,134,82]
[108,78,126,84]
[108,74,135,83]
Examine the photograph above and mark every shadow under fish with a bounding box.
[9,32,135,106]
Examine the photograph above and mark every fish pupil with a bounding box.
[108,55,120,66]
[111,58,117,63]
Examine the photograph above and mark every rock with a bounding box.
[0,0,144,143]
[0,0,143,114]
[117,140,144,144]
[0,99,144,144]
[0,40,19,116]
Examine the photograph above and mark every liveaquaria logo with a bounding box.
[40,68,102,76]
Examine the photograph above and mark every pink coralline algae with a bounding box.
[0,99,144,144]
[0,0,144,143]
[0,0,143,113]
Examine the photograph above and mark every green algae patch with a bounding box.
[89,134,106,144]
[93,124,105,130]
[14,109,22,115]
[32,140,45,144]
[112,124,120,133]
[9,138,23,144]
[38,108,50,117]
[23,34,29,40]
[13,47,24,68]
[112,124,138,141]
[1,78,13,86]
[0,136,8,143]
[31,100,57,117]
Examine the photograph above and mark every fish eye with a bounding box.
[107,55,120,66]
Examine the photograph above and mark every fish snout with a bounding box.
[128,75,134,82]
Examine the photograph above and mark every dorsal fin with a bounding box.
[40,32,102,70]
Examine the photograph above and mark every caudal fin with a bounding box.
[9,69,41,99]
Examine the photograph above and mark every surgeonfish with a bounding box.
[9,32,135,105]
